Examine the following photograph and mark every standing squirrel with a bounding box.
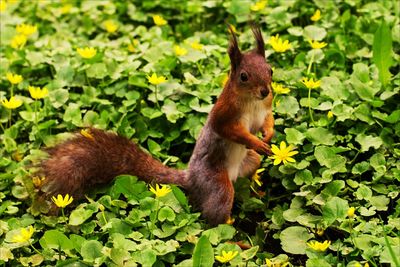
[39,26,274,225]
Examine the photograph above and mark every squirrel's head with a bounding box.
[227,25,273,100]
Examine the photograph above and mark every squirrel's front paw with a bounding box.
[254,140,272,155]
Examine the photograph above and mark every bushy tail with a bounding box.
[39,128,188,197]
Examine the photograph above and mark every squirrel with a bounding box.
[38,26,274,226]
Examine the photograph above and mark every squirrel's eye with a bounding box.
[240,72,248,82]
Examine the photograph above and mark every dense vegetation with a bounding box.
[0,0,399,266]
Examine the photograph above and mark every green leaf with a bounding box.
[285,128,305,145]
[369,195,390,211]
[39,230,74,251]
[352,162,370,175]
[355,184,373,200]
[192,235,214,267]
[158,206,176,222]
[69,206,96,226]
[355,134,383,152]
[110,175,148,201]
[304,25,327,40]
[276,96,300,117]
[162,99,184,123]
[373,20,393,86]
[280,226,312,254]
[314,146,347,174]
[240,246,259,261]
[294,169,313,185]
[306,258,331,267]
[320,76,349,101]
[202,224,236,245]
[80,240,103,262]
[49,89,69,109]
[86,63,108,79]
[172,186,189,212]
[322,197,349,225]
[305,127,335,146]
[322,180,345,197]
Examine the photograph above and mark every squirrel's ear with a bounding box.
[227,25,242,71]
[251,25,265,57]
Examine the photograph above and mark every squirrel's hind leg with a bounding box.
[199,170,234,226]
[238,150,261,178]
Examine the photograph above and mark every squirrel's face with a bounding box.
[227,26,272,100]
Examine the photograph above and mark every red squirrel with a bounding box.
[39,26,274,225]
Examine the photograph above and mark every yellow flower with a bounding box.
[308,39,327,49]
[147,73,167,85]
[229,24,237,34]
[2,96,23,109]
[32,176,45,188]
[364,263,369,267]
[269,34,291,53]
[52,194,73,208]
[226,217,235,225]
[272,82,290,94]
[0,0,6,12]
[11,226,34,243]
[77,47,97,59]
[28,86,48,100]
[10,34,27,49]
[269,141,298,165]
[250,0,267,12]
[149,184,171,198]
[6,72,23,84]
[311,9,321,22]
[103,20,118,33]
[80,129,94,140]
[301,77,321,89]
[60,4,72,14]
[252,168,265,187]
[190,41,203,50]
[128,39,139,53]
[16,24,37,36]
[327,111,334,119]
[316,227,324,236]
[128,44,135,52]
[152,15,167,26]
[307,240,331,252]
[266,258,289,267]
[215,250,238,263]
[174,45,187,56]
[347,207,355,218]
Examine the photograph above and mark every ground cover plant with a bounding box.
[0,0,399,266]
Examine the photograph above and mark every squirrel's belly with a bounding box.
[225,142,247,182]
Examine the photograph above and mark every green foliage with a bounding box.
[1,0,399,266]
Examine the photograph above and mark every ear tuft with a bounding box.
[251,24,265,57]
[227,25,242,71]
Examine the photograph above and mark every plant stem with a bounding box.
[61,208,66,223]
[150,199,160,239]
[34,100,38,128]
[307,50,315,75]
[29,242,42,255]
[154,85,160,109]
[308,86,315,126]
